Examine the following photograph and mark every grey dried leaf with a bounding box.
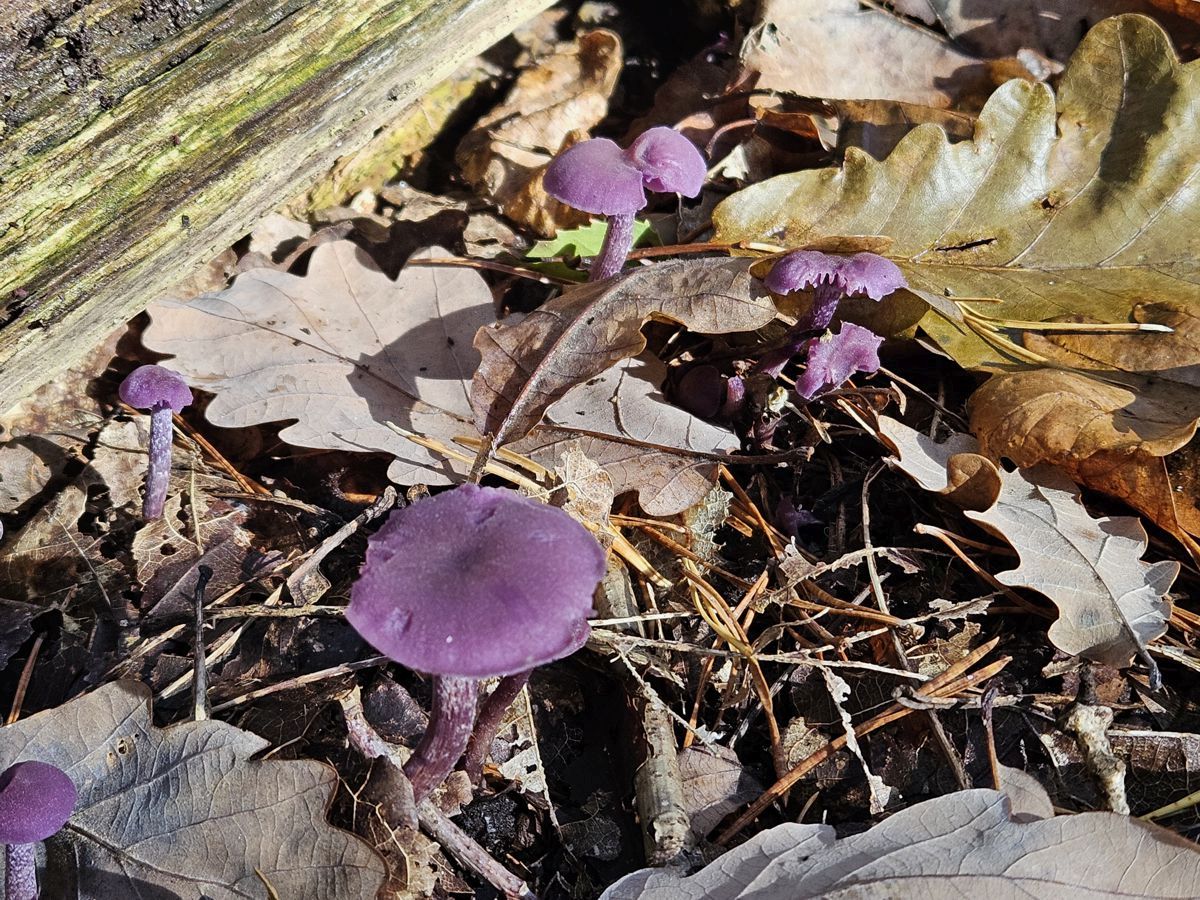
[0,681,385,898]
[677,745,760,841]
[879,416,1177,667]
[601,789,1200,899]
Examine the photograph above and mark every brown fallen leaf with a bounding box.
[969,368,1200,463]
[740,0,1035,110]
[969,301,1200,554]
[890,0,1187,60]
[677,745,762,841]
[456,29,623,236]
[142,242,753,515]
[471,257,776,446]
[879,416,1179,667]
[602,786,1200,899]
[0,681,385,897]
[715,15,1200,370]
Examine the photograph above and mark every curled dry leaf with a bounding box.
[456,29,623,236]
[471,257,776,446]
[601,787,1200,899]
[879,416,1178,667]
[716,15,1200,370]
[141,241,747,515]
[0,680,385,898]
[969,301,1200,556]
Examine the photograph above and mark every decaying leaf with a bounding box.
[677,745,761,841]
[716,15,1200,369]
[890,0,1184,59]
[0,681,385,898]
[969,301,1200,555]
[456,29,623,236]
[739,0,1053,111]
[601,787,1200,899]
[879,417,1178,666]
[141,241,743,515]
[471,257,776,445]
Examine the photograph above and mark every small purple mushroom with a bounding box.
[755,251,905,380]
[544,127,706,281]
[0,761,77,900]
[795,322,885,399]
[119,365,193,520]
[347,484,606,801]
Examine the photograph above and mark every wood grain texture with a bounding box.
[0,0,552,413]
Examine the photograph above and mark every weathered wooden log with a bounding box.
[0,0,552,414]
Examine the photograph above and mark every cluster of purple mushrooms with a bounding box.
[0,128,910,895]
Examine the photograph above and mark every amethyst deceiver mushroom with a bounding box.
[795,322,885,399]
[347,484,607,801]
[544,127,706,281]
[119,365,193,520]
[0,761,77,900]
[755,251,906,380]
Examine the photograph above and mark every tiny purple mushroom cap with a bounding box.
[119,364,193,413]
[0,761,77,844]
[347,485,607,679]
[543,138,647,217]
[765,251,906,302]
[796,322,884,399]
[625,126,707,197]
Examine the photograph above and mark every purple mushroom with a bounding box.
[0,761,77,900]
[544,127,706,281]
[119,365,193,520]
[755,250,905,380]
[347,484,607,801]
[795,322,885,399]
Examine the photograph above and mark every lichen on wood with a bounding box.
[0,0,553,414]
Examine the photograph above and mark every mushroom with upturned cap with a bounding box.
[119,364,193,520]
[347,484,607,801]
[755,250,906,380]
[0,761,77,900]
[544,127,706,281]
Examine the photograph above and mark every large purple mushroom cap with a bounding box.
[119,364,193,412]
[0,761,77,844]
[765,250,906,302]
[543,138,647,217]
[625,126,707,196]
[347,485,607,679]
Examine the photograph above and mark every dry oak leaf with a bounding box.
[971,301,1200,465]
[890,0,1192,60]
[741,0,986,108]
[471,256,776,446]
[140,241,745,515]
[456,29,623,237]
[968,301,1200,556]
[0,681,385,898]
[601,787,1200,899]
[715,15,1200,370]
[879,416,1178,666]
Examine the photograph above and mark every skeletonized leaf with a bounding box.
[880,417,1178,666]
[0,681,385,898]
[601,788,1200,899]
[715,15,1200,370]
[471,257,776,445]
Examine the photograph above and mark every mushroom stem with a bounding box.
[590,213,636,281]
[752,281,844,379]
[462,670,531,785]
[404,676,479,803]
[143,402,176,520]
[5,843,37,900]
